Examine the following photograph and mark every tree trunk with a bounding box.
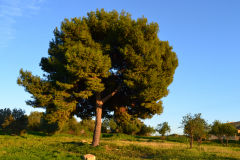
[220,137,224,145]
[92,95,103,147]
[190,136,193,149]
[198,138,202,146]
[91,87,120,147]
[226,138,228,146]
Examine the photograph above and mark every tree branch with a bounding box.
[102,85,121,104]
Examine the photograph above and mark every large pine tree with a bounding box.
[18,9,178,146]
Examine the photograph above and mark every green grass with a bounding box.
[0,133,240,160]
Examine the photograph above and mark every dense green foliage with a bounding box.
[60,117,94,136]
[102,117,155,136]
[0,108,28,135]
[223,123,238,146]
[0,108,12,126]
[181,113,209,148]
[138,124,156,136]
[1,108,154,137]
[210,121,224,140]
[102,118,117,133]
[210,120,238,145]
[28,111,43,131]
[17,9,178,142]
[156,122,171,136]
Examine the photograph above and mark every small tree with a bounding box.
[210,121,238,146]
[181,113,208,148]
[156,122,171,137]
[210,120,225,144]
[222,123,237,146]
[194,120,209,145]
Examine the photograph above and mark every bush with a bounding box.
[102,118,118,133]
[28,111,43,131]
[40,117,59,135]
[138,125,155,136]
[1,108,28,135]
[109,118,118,132]
[102,119,109,133]
[123,121,141,135]
[0,108,12,127]
[103,112,155,136]
[80,119,95,132]
[60,118,95,136]
[61,117,82,135]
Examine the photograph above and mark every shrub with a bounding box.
[138,125,155,136]
[61,117,82,135]
[40,115,59,135]
[1,108,28,135]
[61,118,95,136]
[102,119,110,133]
[28,111,43,131]
[0,108,13,127]
[80,119,95,132]
[102,118,118,133]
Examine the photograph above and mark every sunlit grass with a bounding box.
[0,133,239,160]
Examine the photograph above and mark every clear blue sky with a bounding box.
[0,0,239,134]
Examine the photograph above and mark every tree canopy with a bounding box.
[210,120,237,146]
[156,122,171,136]
[18,9,178,146]
[182,113,208,148]
[0,108,28,135]
[210,120,224,143]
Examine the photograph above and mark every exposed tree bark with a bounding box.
[190,135,193,149]
[92,106,102,146]
[198,138,202,146]
[220,137,224,145]
[102,86,121,103]
[92,87,120,146]
[92,94,103,147]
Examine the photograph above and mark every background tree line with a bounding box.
[181,113,238,148]
[0,108,155,136]
[1,108,238,148]
[0,108,239,149]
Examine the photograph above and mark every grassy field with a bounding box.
[0,133,240,160]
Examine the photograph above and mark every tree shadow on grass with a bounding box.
[27,131,48,137]
[61,141,105,156]
[0,130,5,135]
[62,141,85,146]
[134,135,161,140]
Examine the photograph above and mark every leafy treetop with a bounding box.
[18,9,178,129]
